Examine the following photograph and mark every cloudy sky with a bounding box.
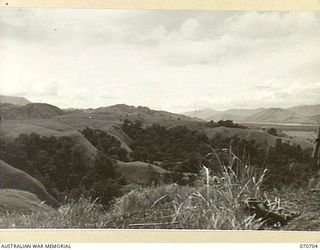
[0,9,319,112]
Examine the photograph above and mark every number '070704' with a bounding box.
[300,244,318,248]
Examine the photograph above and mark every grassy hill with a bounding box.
[288,104,320,115]
[245,108,300,123]
[60,104,202,126]
[168,122,313,149]
[0,119,74,138]
[0,159,60,208]
[183,108,221,120]
[207,108,264,122]
[0,95,31,106]
[116,160,167,185]
[282,114,320,125]
[0,189,54,215]
[0,161,305,230]
[184,108,263,122]
[244,107,320,124]
[0,103,64,119]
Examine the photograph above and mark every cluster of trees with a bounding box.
[205,120,247,129]
[122,120,210,166]
[122,119,312,187]
[266,128,278,136]
[0,132,126,206]
[81,127,128,161]
[0,121,314,205]
[264,138,312,187]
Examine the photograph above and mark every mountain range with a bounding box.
[0,95,317,219]
[0,95,30,106]
[0,94,319,124]
[184,105,320,124]
[0,95,200,126]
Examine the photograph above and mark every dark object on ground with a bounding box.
[0,159,60,208]
[244,197,300,226]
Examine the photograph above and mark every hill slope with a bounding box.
[0,159,60,208]
[167,122,313,149]
[183,109,221,120]
[116,160,167,184]
[0,95,31,106]
[0,103,64,119]
[244,108,297,123]
[61,104,202,126]
[288,104,320,115]
[245,107,320,124]
[0,189,54,215]
[184,105,320,124]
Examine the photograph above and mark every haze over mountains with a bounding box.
[184,105,320,124]
[0,103,65,120]
[0,95,30,106]
[0,95,200,125]
[0,95,319,124]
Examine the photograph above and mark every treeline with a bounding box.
[205,120,247,129]
[0,131,126,206]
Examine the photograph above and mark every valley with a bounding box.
[0,96,319,230]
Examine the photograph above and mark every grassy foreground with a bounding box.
[0,159,297,230]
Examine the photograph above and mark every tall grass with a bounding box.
[0,197,110,228]
[1,145,291,229]
[106,146,269,229]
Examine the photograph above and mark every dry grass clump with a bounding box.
[106,156,268,229]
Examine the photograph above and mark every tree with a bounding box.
[267,128,278,136]
[94,151,116,178]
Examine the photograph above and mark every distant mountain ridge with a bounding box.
[183,109,221,120]
[0,97,201,126]
[0,103,65,119]
[1,94,319,124]
[60,103,202,126]
[0,95,31,106]
[184,104,320,124]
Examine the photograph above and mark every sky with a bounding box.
[0,9,320,112]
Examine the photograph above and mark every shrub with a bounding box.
[267,128,278,136]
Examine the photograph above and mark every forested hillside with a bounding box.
[1,119,313,208]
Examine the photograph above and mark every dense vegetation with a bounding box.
[81,127,128,161]
[122,120,313,187]
[0,132,125,206]
[266,127,278,136]
[205,119,247,129]
[0,120,314,208]
[0,120,317,230]
[121,119,209,172]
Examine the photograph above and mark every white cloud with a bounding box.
[179,18,201,39]
[0,9,319,112]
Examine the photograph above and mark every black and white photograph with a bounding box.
[0,6,320,232]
